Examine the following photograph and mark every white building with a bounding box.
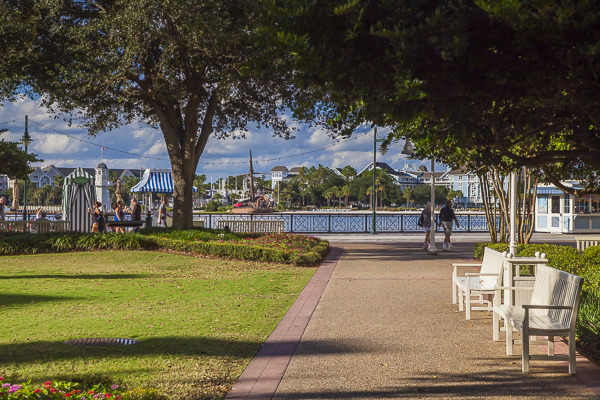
[358,162,421,191]
[534,182,600,234]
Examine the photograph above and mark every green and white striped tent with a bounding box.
[61,168,96,232]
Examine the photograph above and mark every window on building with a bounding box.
[575,198,588,214]
[564,197,570,214]
[592,199,600,213]
[458,182,463,187]
[459,175,464,180]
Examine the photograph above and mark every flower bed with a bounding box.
[0,379,164,400]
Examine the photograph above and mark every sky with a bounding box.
[0,97,435,181]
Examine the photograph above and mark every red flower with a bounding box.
[49,389,58,394]
[64,394,72,397]
[87,391,95,394]
[44,382,52,387]
[33,390,41,394]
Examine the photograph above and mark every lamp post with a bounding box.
[401,138,437,255]
[509,171,517,256]
[371,127,385,234]
[21,115,33,222]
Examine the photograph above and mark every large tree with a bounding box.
[0,0,305,228]
[265,0,600,195]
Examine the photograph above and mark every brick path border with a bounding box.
[225,247,344,400]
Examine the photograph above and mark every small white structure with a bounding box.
[534,182,600,233]
[95,163,111,212]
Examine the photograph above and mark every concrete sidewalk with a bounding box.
[273,242,598,399]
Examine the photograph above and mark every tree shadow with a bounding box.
[275,363,586,399]
[0,337,374,366]
[0,274,154,280]
[0,293,86,307]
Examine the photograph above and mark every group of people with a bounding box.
[419,200,460,251]
[87,196,169,232]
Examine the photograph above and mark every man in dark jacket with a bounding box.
[438,200,460,250]
[130,198,142,232]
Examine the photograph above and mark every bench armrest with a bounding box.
[522,304,573,310]
[464,273,500,277]
[452,263,483,267]
[494,286,535,291]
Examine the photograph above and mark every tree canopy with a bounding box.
[0,0,307,227]
[265,0,600,195]
[0,129,40,180]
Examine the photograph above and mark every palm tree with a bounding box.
[323,188,335,207]
[366,187,373,211]
[342,185,351,207]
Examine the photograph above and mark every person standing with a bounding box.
[114,200,126,233]
[0,197,6,221]
[130,198,142,232]
[438,200,460,250]
[419,204,433,250]
[158,197,168,228]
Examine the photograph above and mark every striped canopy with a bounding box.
[61,168,96,232]
[130,169,197,193]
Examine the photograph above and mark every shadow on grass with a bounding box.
[0,338,372,365]
[0,274,155,280]
[0,293,86,306]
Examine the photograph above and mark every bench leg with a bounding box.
[493,311,499,342]
[452,281,457,304]
[465,291,471,320]
[506,321,513,356]
[458,289,464,312]
[522,334,530,373]
[547,336,554,356]
[569,331,577,375]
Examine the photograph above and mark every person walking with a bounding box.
[438,200,460,250]
[419,204,433,250]
[158,197,168,228]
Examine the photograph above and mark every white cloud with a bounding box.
[1,97,443,178]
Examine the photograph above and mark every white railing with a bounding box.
[0,220,71,233]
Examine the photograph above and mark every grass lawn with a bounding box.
[0,251,317,399]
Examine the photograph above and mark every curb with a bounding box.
[225,247,344,400]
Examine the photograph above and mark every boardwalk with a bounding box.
[229,242,599,399]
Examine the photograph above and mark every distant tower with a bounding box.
[95,162,110,211]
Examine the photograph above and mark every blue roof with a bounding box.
[130,169,197,193]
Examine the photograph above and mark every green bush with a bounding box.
[474,242,600,358]
[0,229,329,266]
[205,200,221,212]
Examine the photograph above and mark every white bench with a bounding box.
[452,247,508,320]
[493,264,584,374]
[575,235,600,251]
[216,220,284,233]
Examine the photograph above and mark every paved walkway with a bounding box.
[229,242,600,399]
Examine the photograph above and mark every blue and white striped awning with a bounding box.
[537,187,567,195]
[130,169,197,193]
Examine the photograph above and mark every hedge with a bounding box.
[0,231,329,266]
[474,242,600,356]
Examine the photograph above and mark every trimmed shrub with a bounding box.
[0,230,329,266]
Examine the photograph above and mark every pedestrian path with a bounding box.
[229,242,599,399]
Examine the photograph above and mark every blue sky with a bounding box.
[0,97,432,180]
